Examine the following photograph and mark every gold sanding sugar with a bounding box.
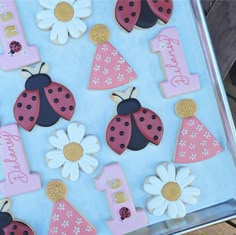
[46,180,67,202]
[90,24,110,45]
[63,142,84,162]
[54,2,74,22]
[161,182,181,201]
[175,99,197,118]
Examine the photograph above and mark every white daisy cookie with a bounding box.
[143,162,200,219]
[46,123,100,181]
[37,0,92,45]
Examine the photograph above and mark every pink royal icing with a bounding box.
[95,162,148,235]
[174,116,223,163]
[49,199,96,235]
[0,0,40,71]
[150,27,200,98]
[0,124,41,197]
[89,42,137,90]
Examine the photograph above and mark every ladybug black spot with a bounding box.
[110,137,115,142]
[58,87,63,92]
[152,115,156,119]
[125,18,129,23]
[119,131,124,136]
[154,135,158,140]
[17,103,22,108]
[139,117,144,122]
[29,117,34,121]
[27,105,32,110]
[120,144,125,148]
[157,126,162,131]
[22,93,27,98]
[153,0,158,2]
[165,0,169,2]
[10,232,15,235]
[131,12,136,17]
[167,8,171,14]
[48,89,53,94]
[118,6,123,11]
[65,94,70,99]
[129,1,134,6]
[32,96,36,101]
[61,107,66,112]
[13,225,17,229]
[19,116,24,121]
[54,98,59,103]
[111,126,115,131]
[159,7,163,12]
[69,105,74,111]
[147,125,152,129]
[143,109,147,114]
[125,122,129,126]
[23,231,29,235]
[116,117,121,122]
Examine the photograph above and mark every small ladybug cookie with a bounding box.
[13,62,76,131]
[0,199,35,235]
[106,87,164,155]
[9,41,22,56]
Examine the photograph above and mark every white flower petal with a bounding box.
[50,21,68,44]
[175,200,186,218]
[167,163,176,181]
[49,135,64,149]
[74,5,91,18]
[156,164,169,183]
[167,202,178,218]
[182,186,201,197]
[37,9,55,20]
[73,0,91,9]
[181,187,200,205]
[48,155,65,168]
[181,195,198,205]
[73,18,87,35]
[39,0,58,9]
[67,123,85,144]
[37,17,55,30]
[64,0,75,5]
[67,20,81,38]
[46,149,64,160]
[176,167,190,184]
[56,129,69,146]
[143,176,164,195]
[79,154,98,174]
[68,163,80,181]
[62,161,74,178]
[81,136,100,154]
[179,175,195,189]
[147,196,167,216]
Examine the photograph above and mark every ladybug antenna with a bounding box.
[112,93,124,101]
[0,200,8,212]
[39,62,46,74]
[21,68,33,76]
[129,87,136,98]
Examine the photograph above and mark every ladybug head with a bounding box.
[112,87,141,115]
[21,62,52,90]
[0,199,13,234]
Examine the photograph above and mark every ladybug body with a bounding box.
[9,41,22,55]
[106,87,164,155]
[14,62,75,131]
[115,0,173,32]
[119,207,131,220]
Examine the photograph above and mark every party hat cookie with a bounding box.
[88,24,137,90]
[47,180,97,235]
[174,99,223,163]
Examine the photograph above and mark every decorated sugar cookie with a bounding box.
[36,0,92,45]
[115,0,173,32]
[0,124,41,197]
[46,122,100,181]
[95,162,148,235]
[0,199,35,235]
[13,62,76,132]
[47,180,97,235]
[150,27,200,98]
[0,0,40,71]
[106,87,164,155]
[88,24,137,90]
[174,99,223,163]
[143,162,200,219]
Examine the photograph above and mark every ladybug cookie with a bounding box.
[9,41,22,56]
[106,87,164,155]
[13,62,76,131]
[0,199,35,235]
[115,0,173,32]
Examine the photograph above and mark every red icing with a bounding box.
[147,0,173,23]
[3,221,35,235]
[44,82,75,121]
[133,107,164,145]
[13,90,40,131]
[115,0,141,32]
[106,114,131,155]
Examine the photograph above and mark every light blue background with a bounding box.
[0,0,235,234]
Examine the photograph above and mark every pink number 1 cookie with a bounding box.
[47,180,97,235]
[95,162,148,235]
[150,27,200,98]
[0,0,40,71]
[174,99,223,163]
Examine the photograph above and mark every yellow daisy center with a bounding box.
[63,143,83,162]
[161,182,181,201]
[54,2,74,22]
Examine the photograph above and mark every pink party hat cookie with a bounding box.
[174,99,223,163]
[88,24,137,90]
[47,180,97,235]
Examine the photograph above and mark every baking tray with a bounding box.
[129,0,236,234]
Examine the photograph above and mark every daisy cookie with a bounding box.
[174,99,223,163]
[46,122,100,181]
[47,180,97,235]
[143,162,200,219]
[88,24,137,90]
[36,0,92,45]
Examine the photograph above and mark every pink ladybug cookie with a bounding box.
[13,62,76,131]
[106,87,164,155]
[88,24,137,90]
[47,180,97,235]
[174,99,223,163]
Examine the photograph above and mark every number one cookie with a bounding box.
[0,124,41,197]
[0,0,40,71]
[95,162,148,235]
[150,27,200,98]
